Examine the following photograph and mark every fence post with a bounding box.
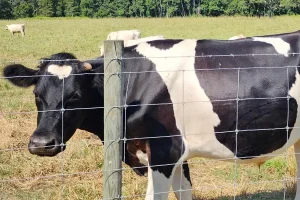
[103,40,124,200]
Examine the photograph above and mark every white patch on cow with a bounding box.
[172,165,192,200]
[145,166,172,200]
[135,40,234,161]
[252,37,290,57]
[288,70,300,144]
[136,150,149,166]
[145,166,154,200]
[47,64,72,79]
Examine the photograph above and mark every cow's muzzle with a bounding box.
[28,132,65,156]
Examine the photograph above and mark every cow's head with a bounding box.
[4,25,8,30]
[3,53,104,156]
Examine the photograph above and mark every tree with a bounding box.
[37,0,55,16]
[145,0,159,17]
[226,0,248,16]
[55,0,66,17]
[0,0,13,19]
[13,1,34,18]
[0,0,299,19]
[65,0,81,16]
[129,0,146,17]
[245,0,266,17]
[265,0,280,17]
[281,0,300,14]
[81,0,100,17]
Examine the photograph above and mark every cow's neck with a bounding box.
[79,73,104,141]
[79,108,104,141]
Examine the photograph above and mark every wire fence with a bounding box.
[0,47,299,199]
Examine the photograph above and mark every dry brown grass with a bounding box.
[0,112,298,199]
[0,99,298,199]
[1,16,300,199]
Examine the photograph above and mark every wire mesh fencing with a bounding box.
[0,44,300,200]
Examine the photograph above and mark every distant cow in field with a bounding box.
[124,35,165,47]
[228,34,245,40]
[100,35,166,55]
[100,29,142,56]
[5,24,25,37]
[4,30,300,200]
[107,29,141,40]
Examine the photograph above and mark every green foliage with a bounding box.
[0,0,13,19]
[0,0,300,19]
[226,0,249,16]
[12,0,35,18]
[64,0,81,17]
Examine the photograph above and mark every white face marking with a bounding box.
[47,64,72,79]
[135,40,234,160]
[136,150,149,166]
[252,37,291,57]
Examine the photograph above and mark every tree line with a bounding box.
[1,0,300,19]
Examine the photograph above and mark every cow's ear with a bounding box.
[82,62,92,71]
[3,64,38,87]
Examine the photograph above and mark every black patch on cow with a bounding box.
[194,39,299,159]
[147,39,183,50]
[183,161,192,185]
[123,49,185,178]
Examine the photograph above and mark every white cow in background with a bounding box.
[100,35,165,56]
[99,30,165,56]
[107,29,141,40]
[228,34,245,40]
[5,24,25,37]
[124,35,165,47]
[100,29,142,56]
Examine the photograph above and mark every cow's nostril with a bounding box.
[45,139,56,149]
[28,132,64,156]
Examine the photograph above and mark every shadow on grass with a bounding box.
[193,183,296,200]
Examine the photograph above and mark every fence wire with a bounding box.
[0,52,299,199]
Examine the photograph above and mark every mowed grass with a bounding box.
[0,16,300,199]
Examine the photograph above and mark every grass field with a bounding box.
[1,16,300,199]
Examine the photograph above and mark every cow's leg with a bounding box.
[145,165,175,200]
[172,161,192,200]
[142,115,186,200]
[144,137,181,200]
[294,140,300,199]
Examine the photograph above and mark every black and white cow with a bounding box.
[3,30,300,200]
[2,53,150,176]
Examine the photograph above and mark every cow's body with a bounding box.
[4,30,300,200]
[5,24,25,36]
